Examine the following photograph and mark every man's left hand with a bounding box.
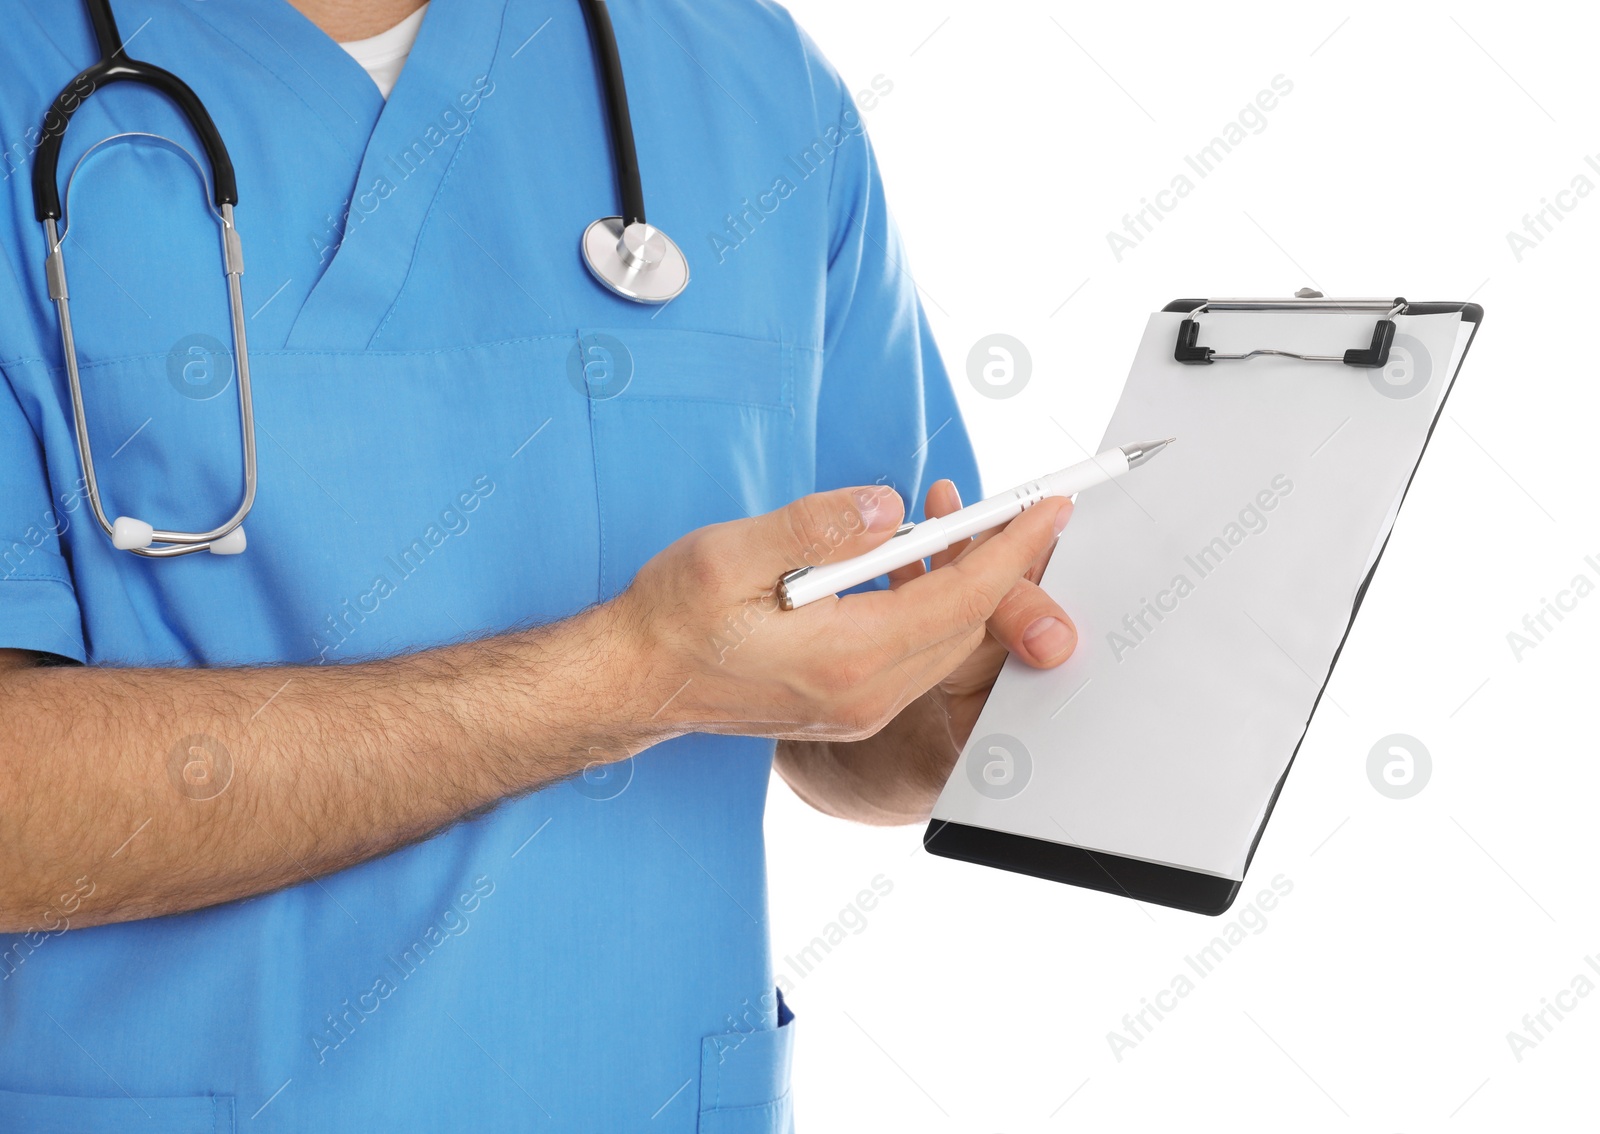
[888,479,1078,750]
[773,479,1077,825]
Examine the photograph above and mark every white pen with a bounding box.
[776,437,1175,610]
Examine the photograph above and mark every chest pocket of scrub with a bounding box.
[0,1087,234,1132]
[583,328,803,597]
[41,347,249,545]
[698,995,796,1134]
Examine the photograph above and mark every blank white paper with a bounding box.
[930,309,1466,880]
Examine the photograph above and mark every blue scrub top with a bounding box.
[0,1,979,1129]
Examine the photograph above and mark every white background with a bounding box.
[763,1,1599,1130]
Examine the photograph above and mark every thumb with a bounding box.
[989,577,1077,667]
[737,485,906,581]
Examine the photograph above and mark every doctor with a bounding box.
[0,1,1078,1129]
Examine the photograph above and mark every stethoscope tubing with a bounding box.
[33,1,238,222]
[43,136,257,557]
[577,0,647,227]
[34,0,254,556]
[33,0,679,557]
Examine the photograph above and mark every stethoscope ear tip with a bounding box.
[208,526,247,555]
[112,516,155,550]
[109,516,246,554]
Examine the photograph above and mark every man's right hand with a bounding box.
[610,484,1070,745]
[0,484,1067,931]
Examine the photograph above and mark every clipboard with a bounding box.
[923,294,1483,915]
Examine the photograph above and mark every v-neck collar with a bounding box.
[188,0,387,165]
[189,0,513,349]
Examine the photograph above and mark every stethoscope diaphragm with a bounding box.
[581,217,690,304]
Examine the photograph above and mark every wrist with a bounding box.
[802,689,959,826]
[441,602,677,796]
[582,593,683,753]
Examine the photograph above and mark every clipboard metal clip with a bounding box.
[1174,293,1407,369]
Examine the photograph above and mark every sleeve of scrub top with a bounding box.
[809,76,982,545]
[0,370,87,663]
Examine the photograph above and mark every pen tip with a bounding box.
[1122,436,1176,469]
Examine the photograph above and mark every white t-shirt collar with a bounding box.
[337,3,430,99]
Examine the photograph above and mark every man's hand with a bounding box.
[897,479,1077,749]
[612,482,1071,746]
[772,479,1078,824]
[0,481,1064,930]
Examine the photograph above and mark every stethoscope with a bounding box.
[34,0,688,558]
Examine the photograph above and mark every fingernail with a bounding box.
[1052,502,1074,536]
[1023,616,1074,661]
[854,487,899,531]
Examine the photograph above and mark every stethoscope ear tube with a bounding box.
[83,0,123,62]
[32,59,239,222]
[42,192,257,558]
[33,0,256,557]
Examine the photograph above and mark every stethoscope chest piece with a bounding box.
[582,217,689,304]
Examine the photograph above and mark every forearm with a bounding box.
[0,603,660,931]
[775,688,957,826]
